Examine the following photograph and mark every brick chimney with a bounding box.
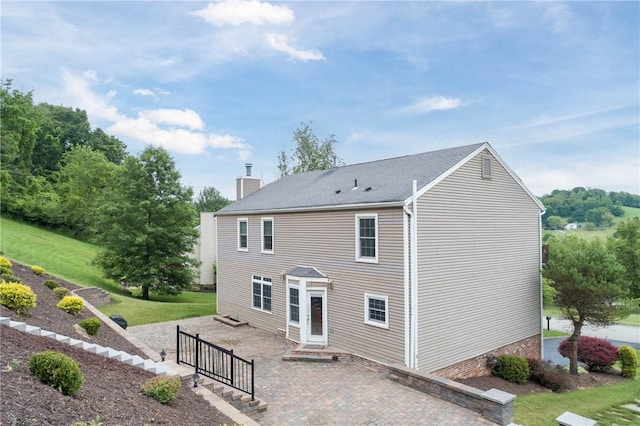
[236,163,261,200]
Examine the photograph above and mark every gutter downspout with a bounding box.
[539,210,546,361]
[403,204,411,367]
[411,180,418,369]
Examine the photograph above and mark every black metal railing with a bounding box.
[176,325,255,400]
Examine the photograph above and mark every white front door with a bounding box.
[306,290,326,344]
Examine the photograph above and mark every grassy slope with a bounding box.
[0,217,216,326]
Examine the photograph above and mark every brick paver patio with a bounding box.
[127,316,496,425]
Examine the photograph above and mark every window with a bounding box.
[288,286,299,324]
[364,293,388,329]
[237,218,248,251]
[252,275,272,312]
[355,213,378,263]
[261,217,274,253]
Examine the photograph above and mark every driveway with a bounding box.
[127,316,496,425]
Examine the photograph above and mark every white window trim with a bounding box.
[261,217,274,254]
[251,275,272,314]
[287,284,300,325]
[355,213,379,263]
[364,293,389,329]
[237,218,248,252]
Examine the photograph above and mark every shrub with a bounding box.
[558,336,619,370]
[28,350,83,396]
[0,282,37,315]
[56,295,83,315]
[31,265,46,275]
[528,359,571,392]
[1,273,20,283]
[141,375,181,404]
[492,354,530,384]
[44,280,58,290]
[0,256,12,271]
[79,317,101,336]
[53,287,69,299]
[618,345,638,379]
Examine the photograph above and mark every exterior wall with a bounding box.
[434,335,541,379]
[194,213,216,286]
[416,149,542,373]
[217,207,406,365]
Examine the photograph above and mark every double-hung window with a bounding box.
[364,293,388,329]
[356,213,378,263]
[238,218,248,251]
[252,275,272,312]
[288,286,299,324]
[261,217,274,254]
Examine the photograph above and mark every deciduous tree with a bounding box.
[277,121,344,176]
[96,146,198,300]
[543,236,629,374]
[609,219,640,298]
[193,186,231,212]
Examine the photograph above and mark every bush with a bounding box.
[0,256,12,271]
[31,265,46,275]
[528,359,571,392]
[618,345,638,379]
[78,317,101,336]
[141,376,181,404]
[558,336,619,370]
[44,280,58,290]
[28,350,83,396]
[0,282,37,315]
[1,273,20,283]
[53,287,69,298]
[56,295,83,315]
[492,354,530,384]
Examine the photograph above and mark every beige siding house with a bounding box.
[216,143,545,378]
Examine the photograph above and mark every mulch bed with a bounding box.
[1,263,234,426]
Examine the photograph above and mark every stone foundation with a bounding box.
[435,334,542,380]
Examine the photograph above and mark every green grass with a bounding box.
[543,329,568,338]
[0,217,216,325]
[544,306,640,327]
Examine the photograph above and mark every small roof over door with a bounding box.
[286,266,327,279]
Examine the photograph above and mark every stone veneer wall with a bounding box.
[435,334,542,380]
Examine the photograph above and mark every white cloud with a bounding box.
[266,33,325,62]
[139,109,205,131]
[134,88,158,99]
[400,96,465,114]
[192,0,294,26]
[60,70,251,159]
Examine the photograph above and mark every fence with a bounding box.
[176,325,255,400]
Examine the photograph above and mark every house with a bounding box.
[215,143,545,378]
[563,223,577,230]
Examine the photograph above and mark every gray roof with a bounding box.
[218,143,486,214]
[286,266,327,279]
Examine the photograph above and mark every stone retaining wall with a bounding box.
[390,364,516,426]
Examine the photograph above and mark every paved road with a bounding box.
[128,317,496,426]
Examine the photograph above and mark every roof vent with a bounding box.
[335,189,341,194]
[245,163,252,177]
[481,156,491,179]
[365,187,372,192]
[351,179,358,190]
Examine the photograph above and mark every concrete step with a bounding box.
[282,353,336,363]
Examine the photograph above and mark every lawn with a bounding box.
[515,347,640,425]
[0,217,216,325]
[544,306,640,327]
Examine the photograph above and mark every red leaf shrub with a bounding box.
[558,336,618,369]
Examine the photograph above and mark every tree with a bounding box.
[543,236,630,374]
[277,121,344,176]
[546,215,565,230]
[609,219,640,298]
[95,146,199,300]
[56,146,117,239]
[585,207,614,228]
[193,186,231,212]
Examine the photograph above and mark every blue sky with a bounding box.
[2,1,638,200]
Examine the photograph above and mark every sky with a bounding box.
[2,0,639,200]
